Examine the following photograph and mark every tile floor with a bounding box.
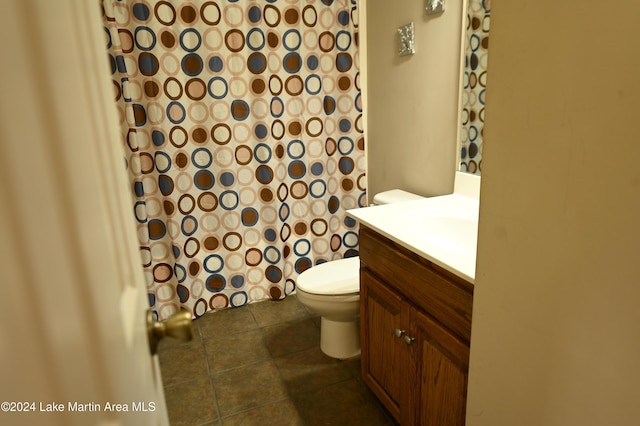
[157,295,398,426]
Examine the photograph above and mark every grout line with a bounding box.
[162,376,206,389]
[200,328,213,377]
[198,320,222,425]
[207,375,222,426]
[216,396,291,422]
[207,358,273,377]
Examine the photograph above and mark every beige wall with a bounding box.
[467,1,640,425]
[362,0,464,200]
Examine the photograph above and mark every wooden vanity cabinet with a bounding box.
[359,226,474,425]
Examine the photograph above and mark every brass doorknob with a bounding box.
[147,309,193,355]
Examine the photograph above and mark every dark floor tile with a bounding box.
[343,355,363,380]
[160,300,395,426]
[220,399,305,426]
[310,314,321,329]
[291,378,392,426]
[158,342,208,386]
[247,295,311,327]
[212,360,289,417]
[198,306,259,340]
[164,377,218,426]
[261,317,320,358]
[204,329,270,374]
[275,346,352,395]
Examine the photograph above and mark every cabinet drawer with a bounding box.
[359,226,473,344]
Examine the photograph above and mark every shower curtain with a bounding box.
[460,0,489,175]
[102,0,366,320]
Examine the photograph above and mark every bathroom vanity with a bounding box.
[347,174,479,425]
[359,225,472,425]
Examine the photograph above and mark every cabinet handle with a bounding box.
[394,328,405,338]
[404,335,415,345]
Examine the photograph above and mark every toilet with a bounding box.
[296,189,424,359]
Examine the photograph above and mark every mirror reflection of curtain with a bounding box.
[460,0,490,174]
[103,1,366,320]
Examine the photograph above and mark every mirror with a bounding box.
[459,0,490,175]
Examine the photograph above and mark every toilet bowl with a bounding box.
[296,189,424,359]
[296,257,361,359]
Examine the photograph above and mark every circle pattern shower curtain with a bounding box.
[103,0,366,320]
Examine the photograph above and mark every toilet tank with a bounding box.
[372,189,424,205]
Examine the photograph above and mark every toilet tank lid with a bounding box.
[296,257,360,295]
[372,189,424,205]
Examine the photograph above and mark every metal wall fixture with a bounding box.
[397,22,415,57]
[426,0,445,15]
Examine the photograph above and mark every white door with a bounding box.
[0,1,169,425]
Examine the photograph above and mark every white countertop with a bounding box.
[347,173,480,283]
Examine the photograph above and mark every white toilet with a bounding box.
[296,189,424,359]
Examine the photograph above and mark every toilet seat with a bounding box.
[296,256,360,295]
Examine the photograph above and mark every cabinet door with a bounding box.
[412,308,469,426]
[360,268,411,423]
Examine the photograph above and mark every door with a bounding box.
[0,1,168,425]
[412,308,469,426]
[360,268,411,424]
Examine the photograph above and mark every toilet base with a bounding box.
[319,317,361,360]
